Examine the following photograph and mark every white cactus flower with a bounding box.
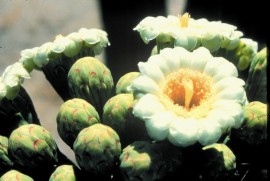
[0,62,31,100]
[78,28,110,55]
[18,28,110,71]
[134,13,243,52]
[131,47,247,147]
[52,33,82,57]
[19,47,39,72]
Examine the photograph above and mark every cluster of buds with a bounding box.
[0,12,267,181]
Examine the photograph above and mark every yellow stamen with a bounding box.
[182,78,193,110]
[160,68,215,118]
[179,12,190,28]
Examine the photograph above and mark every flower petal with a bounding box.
[133,94,165,119]
[145,111,175,141]
[213,77,245,93]
[131,75,160,94]
[197,119,222,145]
[204,57,238,80]
[168,118,199,147]
[138,61,165,82]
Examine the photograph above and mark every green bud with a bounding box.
[0,135,13,168]
[245,47,267,103]
[57,98,100,148]
[115,72,140,95]
[237,101,267,145]
[0,170,33,181]
[73,124,121,175]
[68,57,114,115]
[173,33,198,51]
[119,141,173,181]
[102,94,149,147]
[201,33,222,52]
[8,124,58,169]
[156,33,174,52]
[49,165,76,181]
[234,38,258,71]
[201,143,236,179]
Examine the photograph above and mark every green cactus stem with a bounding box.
[0,87,40,137]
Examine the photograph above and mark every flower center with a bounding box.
[160,68,215,118]
[179,12,190,28]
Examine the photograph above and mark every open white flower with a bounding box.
[134,13,243,52]
[0,62,31,100]
[131,47,247,147]
[19,28,110,71]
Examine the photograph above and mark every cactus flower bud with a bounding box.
[57,98,100,148]
[0,136,13,168]
[0,170,33,181]
[119,141,177,181]
[115,72,140,94]
[8,124,58,169]
[49,165,76,181]
[201,143,236,179]
[73,124,121,175]
[102,94,149,147]
[68,57,114,115]
[245,47,267,103]
[237,101,267,145]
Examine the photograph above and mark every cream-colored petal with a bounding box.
[204,57,238,80]
[138,62,165,82]
[147,55,171,76]
[159,48,182,71]
[213,100,244,128]
[190,47,212,71]
[145,111,175,141]
[131,75,160,94]
[197,119,222,145]
[213,77,245,93]
[216,86,246,104]
[207,109,235,132]
[168,118,199,147]
[133,94,165,119]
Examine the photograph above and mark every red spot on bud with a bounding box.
[72,109,78,115]
[75,68,80,73]
[90,72,97,76]
[88,116,93,122]
[250,112,254,120]
[33,139,41,150]
[125,152,129,161]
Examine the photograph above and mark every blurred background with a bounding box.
[0,0,265,164]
